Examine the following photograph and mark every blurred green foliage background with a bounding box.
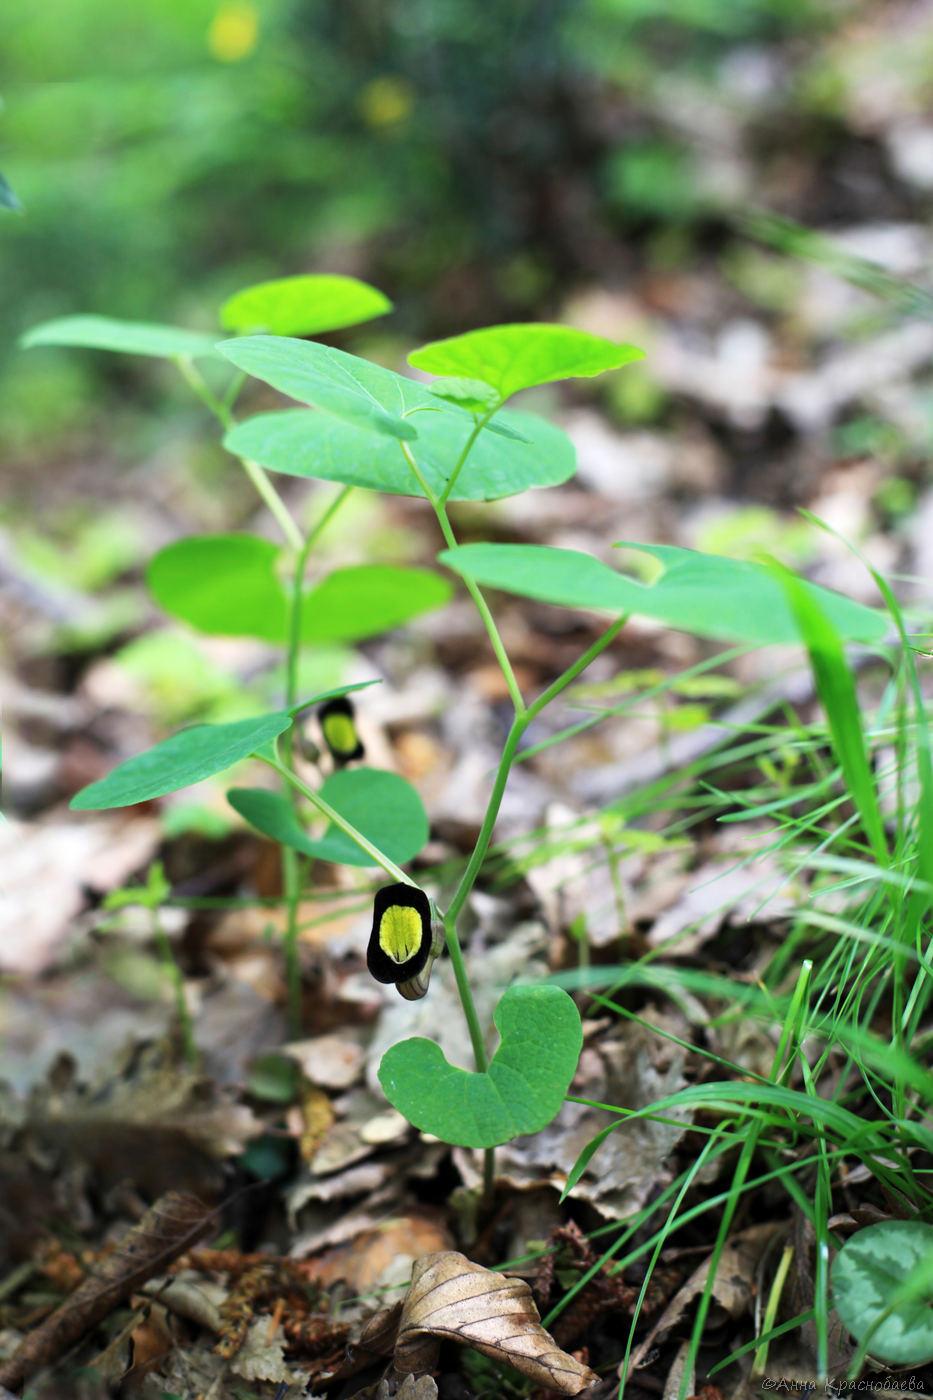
[2,0,847,426]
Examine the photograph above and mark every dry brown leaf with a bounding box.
[302,1213,455,1293]
[0,1191,212,1390]
[316,1302,403,1386]
[366,1376,438,1400]
[626,1222,781,1374]
[227,1319,292,1383]
[27,1039,262,1198]
[395,1251,598,1395]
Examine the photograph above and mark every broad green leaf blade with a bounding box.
[148,534,288,640]
[291,679,382,717]
[303,565,452,642]
[21,315,219,360]
[70,713,292,811]
[149,538,452,644]
[226,787,324,857]
[408,323,644,401]
[312,767,429,866]
[777,563,888,866]
[220,274,391,337]
[379,985,582,1148]
[832,1222,933,1365]
[217,335,417,441]
[224,406,575,502]
[439,542,887,646]
[229,767,429,867]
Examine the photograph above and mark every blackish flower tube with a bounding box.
[368,883,443,998]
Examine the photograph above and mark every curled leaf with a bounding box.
[395,1251,597,1395]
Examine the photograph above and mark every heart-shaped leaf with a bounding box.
[21,315,219,360]
[439,541,886,646]
[379,984,582,1148]
[217,335,418,440]
[408,323,644,401]
[228,766,429,867]
[70,712,293,811]
[832,1221,933,1365]
[148,535,452,642]
[220,274,391,337]
[224,405,575,501]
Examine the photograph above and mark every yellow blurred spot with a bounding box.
[379,904,422,965]
[208,2,259,63]
[358,76,415,129]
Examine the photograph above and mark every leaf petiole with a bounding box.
[263,751,416,887]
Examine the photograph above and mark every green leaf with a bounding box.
[421,380,530,438]
[70,713,293,811]
[246,1052,302,1104]
[217,335,417,440]
[408,323,644,401]
[776,562,888,865]
[148,534,288,640]
[303,565,452,642]
[228,767,429,867]
[220,274,391,337]
[224,406,575,502]
[148,535,452,643]
[379,984,582,1148]
[426,376,501,412]
[832,1222,933,1365]
[21,315,219,360]
[290,680,382,717]
[439,542,887,646]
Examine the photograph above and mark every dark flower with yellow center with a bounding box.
[318,696,364,766]
[368,882,444,1000]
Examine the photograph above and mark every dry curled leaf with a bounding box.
[395,1251,597,1395]
[0,1191,212,1390]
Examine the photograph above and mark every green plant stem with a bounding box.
[153,916,196,1063]
[400,433,626,1203]
[399,440,525,713]
[284,486,353,724]
[175,356,304,552]
[239,458,305,552]
[279,522,315,1033]
[444,616,626,1202]
[446,614,627,934]
[264,756,416,885]
[278,485,354,1032]
[437,407,498,507]
[177,357,356,1032]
